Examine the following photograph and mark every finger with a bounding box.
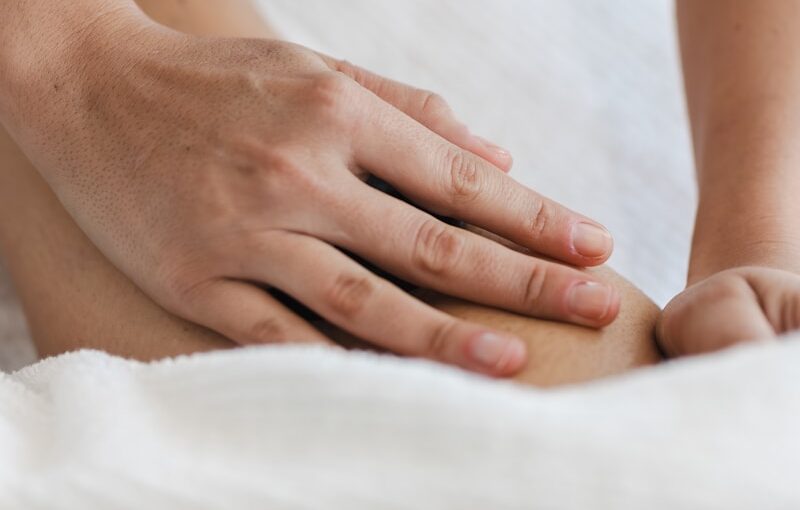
[324,184,619,327]
[354,100,613,266]
[657,279,773,356]
[178,278,332,346]
[240,231,527,376]
[322,56,512,172]
[746,269,800,334]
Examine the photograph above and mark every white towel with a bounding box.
[2,340,799,509]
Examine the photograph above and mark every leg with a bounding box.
[0,0,661,385]
[418,267,661,387]
[425,228,661,386]
[0,129,232,359]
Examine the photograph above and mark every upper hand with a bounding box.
[658,267,800,356]
[17,10,619,375]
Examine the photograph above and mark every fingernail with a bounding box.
[470,332,526,371]
[568,282,614,321]
[475,136,512,162]
[571,222,613,259]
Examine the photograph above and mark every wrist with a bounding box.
[688,194,800,284]
[0,0,145,127]
[688,118,800,284]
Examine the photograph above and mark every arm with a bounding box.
[678,0,800,281]
[0,0,138,124]
[660,1,800,355]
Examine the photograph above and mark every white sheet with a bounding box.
[2,341,799,509]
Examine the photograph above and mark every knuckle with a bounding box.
[325,273,374,318]
[164,274,199,308]
[258,149,327,199]
[161,269,213,316]
[529,197,551,239]
[521,263,548,310]
[308,71,356,122]
[419,90,450,120]
[441,146,482,203]
[260,149,303,178]
[244,317,286,344]
[703,275,751,302]
[335,59,366,83]
[311,71,353,102]
[166,272,195,300]
[157,257,203,301]
[412,219,465,275]
[426,319,456,359]
[225,136,307,191]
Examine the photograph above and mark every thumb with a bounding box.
[658,276,774,357]
[325,57,513,172]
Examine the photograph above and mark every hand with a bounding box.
[6,7,619,375]
[658,267,800,356]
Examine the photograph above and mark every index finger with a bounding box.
[353,100,613,267]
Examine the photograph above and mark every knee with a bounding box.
[418,266,662,387]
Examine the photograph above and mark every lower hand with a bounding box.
[658,267,800,356]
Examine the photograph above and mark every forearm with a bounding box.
[678,0,800,283]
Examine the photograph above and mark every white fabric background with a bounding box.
[0,1,695,366]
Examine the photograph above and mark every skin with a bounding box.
[0,126,660,386]
[0,0,621,377]
[661,1,800,355]
[0,0,660,387]
[424,280,660,387]
[1,0,797,370]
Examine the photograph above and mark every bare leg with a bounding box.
[0,0,660,385]
[0,130,231,359]
[418,268,661,386]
